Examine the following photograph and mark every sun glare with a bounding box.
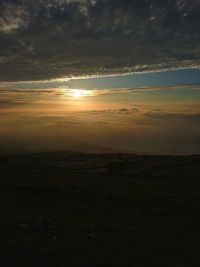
[69,89,94,98]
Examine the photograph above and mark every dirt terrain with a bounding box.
[0,152,200,266]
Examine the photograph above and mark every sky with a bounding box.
[1,69,200,154]
[0,0,200,154]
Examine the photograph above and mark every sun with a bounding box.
[69,89,94,98]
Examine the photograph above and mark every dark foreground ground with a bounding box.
[0,152,200,266]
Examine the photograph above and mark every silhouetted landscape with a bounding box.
[1,151,200,266]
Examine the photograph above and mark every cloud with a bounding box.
[1,81,200,95]
[0,0,200,81]
[0,3,29,34]
[0,99,32,108]
[87,107,140,115]
[144,111,200,121]
[17,114,86,127]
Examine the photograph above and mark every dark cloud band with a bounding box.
[0,0,200,81]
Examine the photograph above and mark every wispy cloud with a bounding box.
[144,111,200,121]
[1,81,200,95]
